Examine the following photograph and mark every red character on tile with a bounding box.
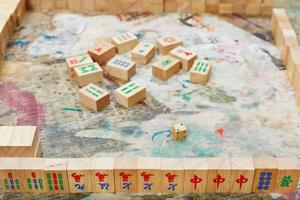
[119,172,132,182]
[141,172,154,182]
[95,172,108,182]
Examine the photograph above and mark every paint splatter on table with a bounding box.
[0,9,300,200]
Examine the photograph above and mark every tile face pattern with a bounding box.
[252,157,278,193]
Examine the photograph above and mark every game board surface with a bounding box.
[0,7,300,200]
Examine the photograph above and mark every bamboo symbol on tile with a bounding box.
[121,82,140,94]
[85,86,103,97]
[79,56,87,63]
[80,64,97,73]
[195,62,209,73]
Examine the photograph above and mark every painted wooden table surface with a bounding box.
[0,3,300,200]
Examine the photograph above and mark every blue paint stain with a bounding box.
[15,40,27,47]
[120,126,144,136]
[56,51,63,54]
[180,80,189,88]
[152,130,172,141]
[43,34,58,40]
[102,121,110,130]
[135,32,143,39]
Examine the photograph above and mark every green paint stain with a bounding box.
[195,104,210,109]
[228,114,238,123]
[206,87,237,104]
[62,108,82,112]
[182,90,197,102]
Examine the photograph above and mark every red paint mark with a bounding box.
[216,128,224,141]
[218,48,225,53]
[0,82,46,130]
[116,14,123,21]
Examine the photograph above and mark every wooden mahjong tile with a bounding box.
[131,42,156,65]
[78,83,110,111]
[74,62,103,87]
[190,60,212,85]
[88,41,116,65]
[156,35,183,55]
[106,56,136,81]
[152,55,180,81]
[66,54,93,77]
[169,46,197,70]
[111,32,138,53]
[114,81,146,108]
[44,158,70,193]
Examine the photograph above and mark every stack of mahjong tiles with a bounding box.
[66,32,213,112]
[0,126,41,157]
[0,0,26,60]
[271,8,300,107]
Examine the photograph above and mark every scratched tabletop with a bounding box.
[1,2,300,200]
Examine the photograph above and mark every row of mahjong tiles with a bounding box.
[66,33,212,111]
[0,157,299,193]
